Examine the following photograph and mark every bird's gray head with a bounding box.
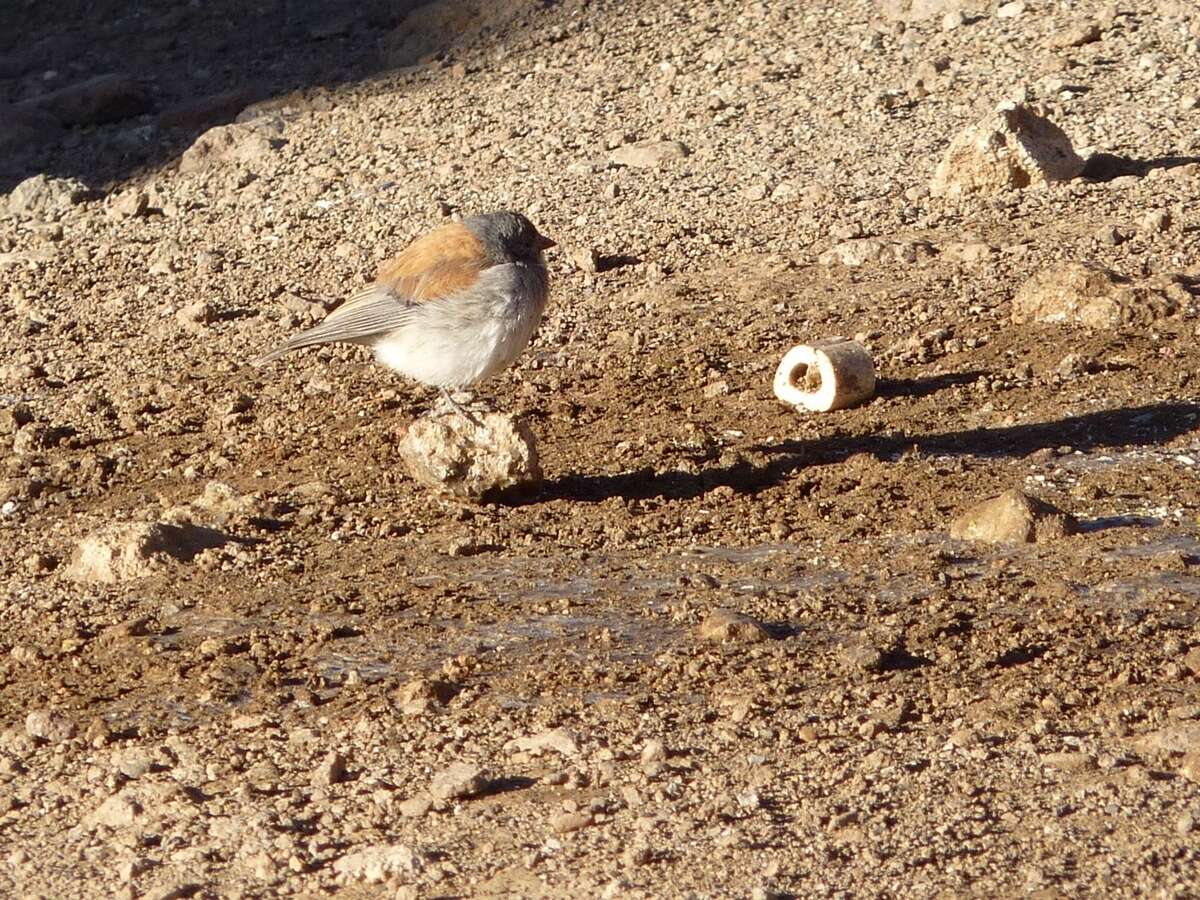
[464,211,556,264]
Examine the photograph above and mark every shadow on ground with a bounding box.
[1082,152,1200,182]
[0,0,443,191]
[541,401,1200,503]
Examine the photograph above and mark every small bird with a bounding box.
[255,210,555,417]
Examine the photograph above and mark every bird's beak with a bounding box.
[536,234,557,250]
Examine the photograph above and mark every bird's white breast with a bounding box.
[372,261,549,389]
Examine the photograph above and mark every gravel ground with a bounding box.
[2,0,1200,897]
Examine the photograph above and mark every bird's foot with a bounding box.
[437,389,485,427]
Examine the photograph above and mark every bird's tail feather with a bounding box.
[252,331,334,367]
[252,319,379,366]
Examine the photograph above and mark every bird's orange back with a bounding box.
[375,221,489,304]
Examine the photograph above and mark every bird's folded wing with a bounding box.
[253,223,490,366]
[252,286,416,364]
[375,222,489,302]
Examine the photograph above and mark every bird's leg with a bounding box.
[439,388,483,427]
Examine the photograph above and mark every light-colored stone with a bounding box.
[930,102,1083,197]
[398,411,541,502]
[1141,209,1173,234]
[1050,22,1102,48]
[112,747,159,779]
[179,122,283,173]
[399,795,433,818]
[608,140,689,169]
[181,480,270,525]
[841,639,886,673]
[1041,751,1095,773]
[1133,723,1200,755]
[504,728,581,757]
[950,489,1077,544]
[176,301,215,330]
[819,238,933,267]
[819,239,887,267]
[66,521,231,583]
[1011,261,1179,328]
[312,751,347,786]
[333,844,422,883]
[940,241,996,263]
[7,174,92,218]
[87,792,142,829]
[641,739,668,763]
[25,709,76,742]
[0,404,33,435]
[551,811,593,833]
[569,245,601,273]
[879,0,971,22]
[1180,751,1200,783]
[430,762,490,800]
[697,609,770,643]
[108,189,148,220]
[396,677,459,714]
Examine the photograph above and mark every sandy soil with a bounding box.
[2,0,1200,897]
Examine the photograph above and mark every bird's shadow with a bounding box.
[535,399,1199,504]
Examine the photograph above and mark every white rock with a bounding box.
[950,490,1076,544]
[179,121,283,173]
[879,0,970,22]
[66,521,231,583]
[930,102,1083,196]
[25,708,76,742]
[641,739,668,763]
[504,728,581,757]
[398,411,541,502]
[312,751,348,786]
[181,480,270,525]
[1011,261,1180,328]
[697,609,770,643]
[429,762,490,800]
[819,239,889,267]
[7,173,92,218]
[112,747,159,778]
[87,792,142,829]
[819,238,933,267]
[608,140,689,169]
[333,844,422,883]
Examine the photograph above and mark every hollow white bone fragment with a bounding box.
[772,340,876,412]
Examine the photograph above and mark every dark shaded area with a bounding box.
[990,644,1047,668]
[876,371,984,399]
[762,621,802,640]
[596,253,642,272]
[0,0,429,192]
[480,775,538,797]
[880,646,932,672]
[1077,514,1161,533]
[1081,152,1200,182]
[150,522,241,561]
[539,402,1200,503]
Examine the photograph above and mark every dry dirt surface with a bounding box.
[2,0,1200,897]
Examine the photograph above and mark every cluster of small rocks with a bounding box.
[1,0,1199,896]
